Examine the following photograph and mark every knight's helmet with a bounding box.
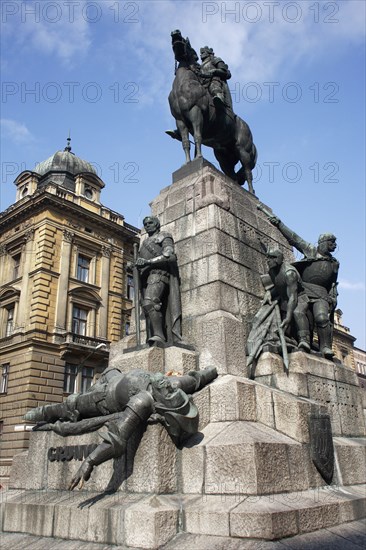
[152,367,217,445]
[155,391,199,446]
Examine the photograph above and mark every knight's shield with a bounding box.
[309,413,334,484]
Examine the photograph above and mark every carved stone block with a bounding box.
[272,372,309,398]
[255,383,275,429]
[192,311,246,375]
[126,424,177,494]
[181,281,239,317]
[255,352,285,377]
[204,421,304,496]
[333,437,366,485]
[230,495,298,539]
[185,495,244,537]
[46,432,117,493]
[109,346,165,374]
[164,346,197,374]
[53,492,142,545]
[209,375,257,422]
[192,385,210,431]
[8,451,28,490]
[3,490,69,537]
[22,431,49,490]
[181,422,231,495]
[124,495,181,549]
[272,393,325,444]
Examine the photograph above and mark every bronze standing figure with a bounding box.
[265,210,338,359]
[135,216,182,347]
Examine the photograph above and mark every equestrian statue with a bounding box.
[167,30,257,194]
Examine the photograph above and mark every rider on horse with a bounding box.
[199,46,233,111]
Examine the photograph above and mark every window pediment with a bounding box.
[0,286,20,305]
[69,286,101,305]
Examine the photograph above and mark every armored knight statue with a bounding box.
[266,211,339,359]
[135,216,182,346]
[199,46,233,110]
[24,365,218,490]
[247,248,308,372]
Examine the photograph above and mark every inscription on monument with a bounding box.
[48,444,98,462]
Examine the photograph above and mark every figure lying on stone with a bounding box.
[24,366,217,490]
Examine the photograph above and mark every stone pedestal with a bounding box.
[255,351,365,437]
[149,158,293,375]
[109,343,198,374]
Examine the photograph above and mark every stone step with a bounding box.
[334,436,366,486]
[2,518,366,550]
[183,485,366,540]
[201,373,327,444]
[181,421,323,496]
[108,344,198,375]
[1,486,365,548]
[0,489,186,549]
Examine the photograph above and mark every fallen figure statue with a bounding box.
[24,366,218,490]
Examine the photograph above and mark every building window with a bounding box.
[72,306,88,336]
[127,272,134,301]
[81,366,94,393]
[84,187,94,200]
[0,364,9,393]
[5,306,14,337]
[77,255,90,283]
[0,421,3,440]
[13,254,21,279]
[125,321,130,335]
[64,364,78,394]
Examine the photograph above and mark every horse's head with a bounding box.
[171,30,199,65]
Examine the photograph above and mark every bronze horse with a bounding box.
[168,30,257,193]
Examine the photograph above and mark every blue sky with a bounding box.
[1,0,365,348]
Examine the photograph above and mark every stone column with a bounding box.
[16,229,35,332]
[0,245,7,284]
[98,245,111,338]
[55,230,74,333]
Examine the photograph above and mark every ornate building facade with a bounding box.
[332,309,357,370]
[0,141,138,484]
[332,309,366,389]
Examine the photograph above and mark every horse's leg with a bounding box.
[245,168,255,194]
[214,149,236,180]
[232,117,256,193]
[176,120,191,163]
[235,151,255,193]
[190,106,204,159]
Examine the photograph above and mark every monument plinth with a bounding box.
[149,158,293,375]
[3,161,365,548]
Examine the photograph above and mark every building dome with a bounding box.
[34,139,97,177]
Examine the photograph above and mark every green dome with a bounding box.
[34,142,97,177]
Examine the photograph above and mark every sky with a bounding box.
[1,0,365,348]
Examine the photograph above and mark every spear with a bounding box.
[133,243,141,346]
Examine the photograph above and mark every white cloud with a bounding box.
[117,0,365,95]
[3,0,92,67]
[0,119,35,144]
[339,280,366,291]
